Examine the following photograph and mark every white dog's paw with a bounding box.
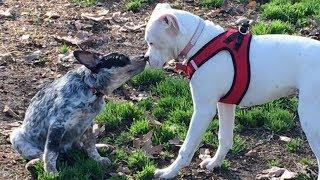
[154,167,177,179]
[199,157,222,171]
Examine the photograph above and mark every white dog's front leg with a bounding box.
[154,104,216,179]
[200,102,235,170]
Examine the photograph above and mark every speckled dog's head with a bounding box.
[74,50,146,94]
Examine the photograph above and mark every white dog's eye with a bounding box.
[149,43,153,46]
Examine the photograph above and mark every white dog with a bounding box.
[144,3,320,179]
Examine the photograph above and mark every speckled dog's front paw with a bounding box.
[98,157,111,166]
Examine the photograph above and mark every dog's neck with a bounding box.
[175,15,225,61]
[81,67,106,96]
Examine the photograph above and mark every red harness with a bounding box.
[176,29,252,105]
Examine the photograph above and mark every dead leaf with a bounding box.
[132,131,163,156]
[207,9,221,18]
[247,1,257,9]
[45,11,60,19]
[54,31,108,46]
[81,10,110,22]
[245,149,258,157]
[256,167,287,179]
[280,169,298,179]
[0,8,13,18]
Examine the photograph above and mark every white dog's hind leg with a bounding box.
[298,81,320,180]
[199,102,235,170]
[154,102,217,179]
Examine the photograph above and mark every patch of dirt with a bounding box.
[0,0,317,179]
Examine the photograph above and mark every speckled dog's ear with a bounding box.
[73,50,100,70]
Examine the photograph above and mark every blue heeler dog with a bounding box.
[10,50,146,175]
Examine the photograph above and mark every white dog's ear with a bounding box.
[159,14,186,35]
[154,3,172,11]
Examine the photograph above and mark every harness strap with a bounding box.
[176,28,252,105]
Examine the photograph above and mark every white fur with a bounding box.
[145,3,320,179]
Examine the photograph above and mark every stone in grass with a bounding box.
[25,50,42,62]
[279,136,292,142]
[281,169,298,179]
[0,53,14,64]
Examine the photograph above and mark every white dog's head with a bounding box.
[144,3,188,68]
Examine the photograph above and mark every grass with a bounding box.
[134,164,156,180]
[129,119,150,136]
[131,69,165,89]
[73,0,98,7]
[285,138,302,153]
[299,157,316,167]
[125,0,153,12]
[59,43,69,54]
[127,150,153,171]
[199,0,223,8]
[35,149,107,179]
[261,0,320,25]
[221,160,231,171]
[252,20,295,35]
[230,135,247,155]
[268,158,282,167]
[95,101,144,131]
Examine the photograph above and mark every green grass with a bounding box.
[35,150,106,179]
[221,160,231,171]
[134,164,156,180]
[127,150,153,171]
[264,108,295,133]
[59,43,69,54]
[73,0,98,7]
[285,138,301,153]
[268,158,282,167]
[236,107,266,128]
[153,77,191,99]
[230,135,247,155]
[199,0,223,8]
[137,98,153,111]
[236,98,296,134]
[131,69,165,89]
[299,157,316,167]
[252,20,295,35]
[95,101,144,130]
[129,119,150,136]
[125,0,153,12]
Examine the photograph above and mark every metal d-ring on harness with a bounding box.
[224,20,251,51]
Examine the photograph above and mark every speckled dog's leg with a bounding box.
[43,120,66,173]
[81,126,110,165]
[10,128,43,160]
